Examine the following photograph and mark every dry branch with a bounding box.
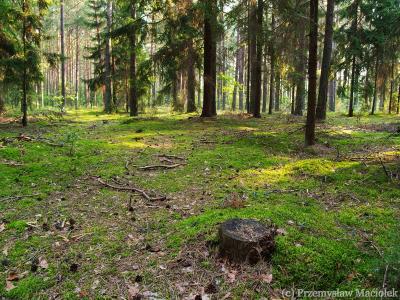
[155,154,186,161]
[138,164,182,170]
[95,177,166,201]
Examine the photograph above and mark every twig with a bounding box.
[0,194,40,201]
[379,158,392,181]
[95,177,166,201]
[381,264,389,300]
[138,164,182,170]
[155,154,186,161]
[1,160,24,167]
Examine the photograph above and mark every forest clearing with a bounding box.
[0,111,399,298]
[1,0,400,298]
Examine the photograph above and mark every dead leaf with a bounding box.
[5,281,15,291]
[260,273,273,283]
[38,257,48,269]
[227,270,237,283]
[276,228,287,236]
[0,223,5,233]
[128,283,141,300]
[7,272,19,281]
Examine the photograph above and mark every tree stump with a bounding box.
[218,219,276,264]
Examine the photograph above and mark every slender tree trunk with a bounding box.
[389,59,395,114]
[397,84,400,114]
[294,22,307,116]
[305,0,318,146]
[75,27,80,110]
[316,0,335,121]
[348,55,356,117]
[60,0,66,112]
[371,55,379,115]
[129,1,138,116]
[201,0,217,117]
[328,79,336,111]
[232,32,240,111]
[104,0,113,113]
[275,71,280,111]
[187,40,196,113]
[268,13,275,115]
[238,35,244,111]
[262,52,268,113]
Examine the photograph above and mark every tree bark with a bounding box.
[371,55,379,115]
[232,31,240,111]
[60,0,66,112]
[389,59,395,114]
[104,0,113,113]
[187,40,196,113]
[129,1,138,116]
[268,13,275,115]
[305,0,318,146]
[75,26,80,110]
[316,0,335,121]
[250,0,263,118]
[201,0,217,117]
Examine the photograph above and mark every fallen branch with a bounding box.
[138,164,182,170]
[381,264,389,300]
[155,154,186,161]
[95,177,166,201]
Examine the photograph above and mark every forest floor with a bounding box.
[0,109,399,299]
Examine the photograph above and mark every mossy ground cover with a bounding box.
[0,110,399,299]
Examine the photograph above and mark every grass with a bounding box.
[0,109,399,298]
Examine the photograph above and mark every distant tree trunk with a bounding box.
[397,84,400,114]
[187,40,196,113]
[238,35,245,111]
[389,59,395,114]
[250,0,263,118]
[371,55,379,115]
[201,0,217,117]
[274,71,280,111]
[75,26,80,110]
[60,0,66,112]
[104,0,113,113]
[268,13,275,115]
[305,0,318,146]
[262,52,268,113]
[294,28,307,116]
[21,0,28,126]
[316,0,334,121]
[129,1,138,116]
[328,79,336,111]
[232,32,240,111]
[0,86,4,115]
[348,55,356,117]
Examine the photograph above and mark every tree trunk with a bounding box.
[294,24,307,116]
[371,55,379,115]
[187,40,196,113]
[316,0,335,121]
[104,0,113,113]
[129,1,138,116]
[201,0,217,117]
[250,0,263,118]
[268,13,275,115]
[328,79,336,112]
[348,55,356,117]
[238,34,244,111]
[305,0,318,146]
[60,0,66,112]
[389,59,395,114]
[262,52,268,113]
[75,26,80,110]
[274,71,280,111]
[232,32,240,111]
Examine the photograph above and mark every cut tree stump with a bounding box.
[218,219,276,264]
